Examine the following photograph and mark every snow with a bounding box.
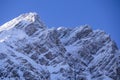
[65,45,79,57]
[0,12,119,80]
[7,45,45,71]
[47,63,69,73]
[57,27,64,30]
[0,36,9,42]
[0,12,38,32]
[0,18,18,31]
[103,75,113,80]
[0,28,28,45]
[48,63,69,80]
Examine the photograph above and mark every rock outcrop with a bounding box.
[0,12,119,80]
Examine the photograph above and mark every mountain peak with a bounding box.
[0,12,119,80]
[0,12,45,32]
[19,12,39,22]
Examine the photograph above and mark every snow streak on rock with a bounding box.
[0,12,119,80]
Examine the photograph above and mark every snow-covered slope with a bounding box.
[0,12,119,80]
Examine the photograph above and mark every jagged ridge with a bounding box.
[0,12,120,80]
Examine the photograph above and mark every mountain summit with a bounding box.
[0,12,120,80]
[0,12,45,32]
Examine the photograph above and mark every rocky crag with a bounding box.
[0,12,120,80]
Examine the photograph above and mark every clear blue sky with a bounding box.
[0,0,120,48]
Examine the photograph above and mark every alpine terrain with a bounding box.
[0,12,120,80]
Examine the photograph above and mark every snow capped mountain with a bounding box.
[0,12,120,80]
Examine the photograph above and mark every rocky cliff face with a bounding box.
[0,12,119,80]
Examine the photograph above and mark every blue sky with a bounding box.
[0,0,120,48]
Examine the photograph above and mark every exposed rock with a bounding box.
[0,12,119,80]
[0,53,7,60]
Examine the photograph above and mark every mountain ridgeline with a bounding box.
[0,12,120,80]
